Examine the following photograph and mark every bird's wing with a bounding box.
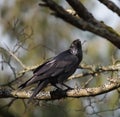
[19,52,79,89]
[51,56,78,77]
[18,59,56,89]
[34,54,78,79]
[33,58,53,74]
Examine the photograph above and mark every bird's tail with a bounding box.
[18,76,36,89]
[28,79,49,103]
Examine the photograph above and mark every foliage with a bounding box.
[0,0,120,117]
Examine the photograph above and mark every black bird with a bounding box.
[19,39,83,102]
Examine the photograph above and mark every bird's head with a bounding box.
[70,39,82,57]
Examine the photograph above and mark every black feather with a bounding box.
[18,39,83,103]
[28,79,49,103]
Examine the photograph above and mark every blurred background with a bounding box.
[0,0,120,117]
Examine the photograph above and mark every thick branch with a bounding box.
[40,0,120,49]
[98,0,120,17]
[0,78,120,100]
[66,0,94,21]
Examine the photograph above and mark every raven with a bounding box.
[18,39,83,102]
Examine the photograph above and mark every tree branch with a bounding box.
[40,0,120,49]
[66,0,94,22]
[18,62,120,80]
[98,0,120,17]
[0,78,120,100]
[70,63,120,79]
